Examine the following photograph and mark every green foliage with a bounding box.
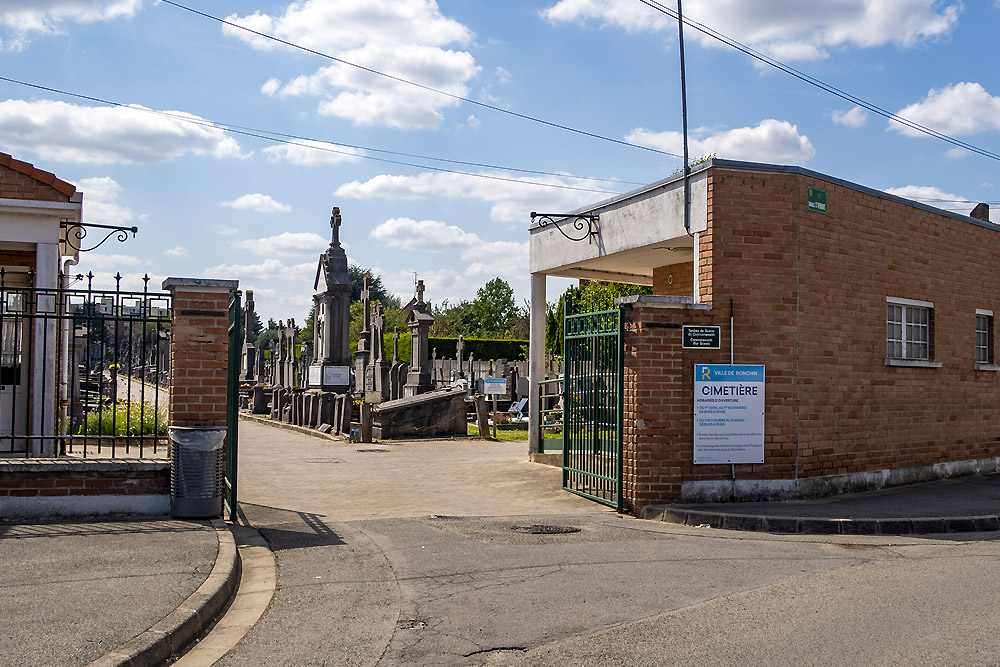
[245,308,263,345]
[429,337,528,361]
[546,281,652,354]
[671,153,717,176]
[74,401,168,436]
[429,299,476,337]
[348,265,402,308]
[472,277,519,337]
[300,304,316,345]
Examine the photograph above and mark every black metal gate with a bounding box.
[0,269,170,457]
[224,290,242,521]
[562,294,624,509]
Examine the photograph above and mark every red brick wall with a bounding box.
[0,465,169,499]
[652,261,694,297]
[168,289,232,428]
[623,167,1000,508]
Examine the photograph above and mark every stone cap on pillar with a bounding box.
[162,277,240,293]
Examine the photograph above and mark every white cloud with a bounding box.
[262,140,364,166]
[164,246,188,257]
[203,258,315,283]
[224,0,479,129]
[369,218,529,304]
[336,171,618,223]
[883,185,981,214]
[832,106,869,127]
[542,0,960,61]
[625,119,815,164]
[892,82,1000,137]
[0,0,140,51]
[231,232,328,258]
[76,253,143,270]
[0,99,244,164]
[495,66,512,84]
[221,193,292,213]
[78,176,135,226]
[216,225,239,236]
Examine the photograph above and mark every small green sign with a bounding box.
[807,187,827,214]
[682,325,721,349]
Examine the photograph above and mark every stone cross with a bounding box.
[359,274,372,337]
[244,290,255,341]
[416,279,425,303]
[371,301,386,362]
[330,206,342,247]
[392,326,400,363]
[456,335,465,368]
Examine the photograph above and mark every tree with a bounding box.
[300,304,316,344]
[255,319,279,355]
[245,308,263,345]
[546,281,652,355]
[472,277,518,337]
[429,299,477,337]
[348,265,402,309]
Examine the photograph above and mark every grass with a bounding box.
[74,400,168,436]
[467,423,564,441]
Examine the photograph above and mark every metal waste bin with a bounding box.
[169,426,227,518]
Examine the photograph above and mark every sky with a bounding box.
[1,0,998,322]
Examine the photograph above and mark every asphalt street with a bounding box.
[224,420,1000,666]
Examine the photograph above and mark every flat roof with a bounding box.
[529,159,996,233]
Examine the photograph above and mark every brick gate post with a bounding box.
[163,278,239,428]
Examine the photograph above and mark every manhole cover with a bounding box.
[509,524,581,535]
[356,448,389,453]
[305,458,345,464]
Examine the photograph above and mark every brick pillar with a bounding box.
[163,278,239,428]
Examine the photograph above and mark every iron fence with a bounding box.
[0,269,171,457]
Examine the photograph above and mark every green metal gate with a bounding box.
[562,294,623,509]
[224,290,242,522]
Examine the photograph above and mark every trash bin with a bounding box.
[169,426,227,518]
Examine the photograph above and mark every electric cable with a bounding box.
[160,0,685,161]
[637,0,1000,162]
[0,76,630,196]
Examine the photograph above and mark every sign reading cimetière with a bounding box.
[682,325,721,349]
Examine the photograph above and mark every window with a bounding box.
[885,297,939,367]
[976,309,995,368]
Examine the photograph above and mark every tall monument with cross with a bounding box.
[309,206,352,393]
[403,279,436,396]
[354,273,373,392]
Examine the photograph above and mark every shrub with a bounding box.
[74,400,168,436]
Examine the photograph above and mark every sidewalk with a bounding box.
[642,472,1000,534]
[0,518,235,667]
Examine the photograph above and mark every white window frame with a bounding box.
[885,297,941,368]
[975,309,997,371]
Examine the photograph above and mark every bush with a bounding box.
[74,400,168,436]
[429,337,528,361]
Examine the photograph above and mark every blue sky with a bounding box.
[1,0,998,321]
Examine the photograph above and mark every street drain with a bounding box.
[305,458,345,464]
[509,524,581,535]
[356,448,389,453]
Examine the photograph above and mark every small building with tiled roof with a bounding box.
[0,152,83,456]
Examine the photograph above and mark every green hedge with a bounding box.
[428,337,528,361]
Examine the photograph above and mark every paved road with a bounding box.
[226,420,1000,666]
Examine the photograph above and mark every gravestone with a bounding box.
[456,335,466,379]
[241,289,257,382]
[354,273,373,393]
[389,327,405,400]
[370,301,391,400]
[403,280,435,397]
[309,207,352,393]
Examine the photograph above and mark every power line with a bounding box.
[0,76,631,196]
[160,0,685,161]
[636,0,1000,162]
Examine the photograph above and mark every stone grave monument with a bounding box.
[403,280,435,397]
[308,206,352,393]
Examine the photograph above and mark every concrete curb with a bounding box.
[239,412,348,442]
[640,506,1000,535]
[87,518,241,667]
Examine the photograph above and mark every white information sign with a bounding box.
[693,364,765,465]
[483,377,507,396]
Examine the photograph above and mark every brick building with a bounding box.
[528,160,1000,510]
[0,153,82,456]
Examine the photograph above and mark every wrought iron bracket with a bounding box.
[60,221,138,253]
[531,212,599,243]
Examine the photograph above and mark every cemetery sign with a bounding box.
[682,325,720,349]
[693,364,765,465]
